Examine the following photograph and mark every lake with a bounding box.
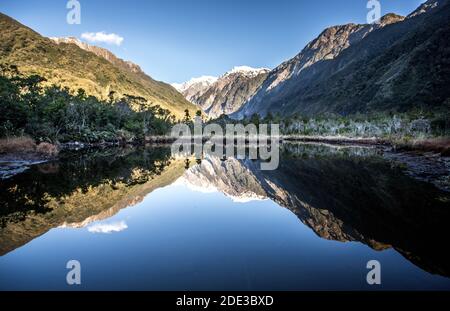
[1,143,450,290]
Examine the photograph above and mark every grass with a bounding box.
[0,136,36,154]
[36,142,59,156]
[395,137,450,156]
[0,136,59,157]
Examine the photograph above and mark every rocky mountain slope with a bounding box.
[0,13,198,118]
[234,0,450,118]
[177,66,269,118]
[51,37,144,75]
[172,76,218,105]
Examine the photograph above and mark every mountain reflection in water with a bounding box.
[0,143,449,290]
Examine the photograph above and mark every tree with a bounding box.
[249,113,261,127]
[0,75,28,136]
[108,91,116,104]
[0,64,177,142]
[265,112,274,123]
[183,109,191,124]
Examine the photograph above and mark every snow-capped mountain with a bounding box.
[172,76,218,104]
[175,155,268,203]
[176,66,270,118]
[224,66,270,78]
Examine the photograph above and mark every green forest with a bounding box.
[1,62,449,157]
[0,64,182,144]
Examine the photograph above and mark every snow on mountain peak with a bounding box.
[225,66,270,77]
[172,66,270,93]
[51,36,85,47]
[172,76,218,92]
[407,0,439,19]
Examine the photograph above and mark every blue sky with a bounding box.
[0,0,425,84]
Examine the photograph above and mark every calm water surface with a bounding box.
[1,143,450,290]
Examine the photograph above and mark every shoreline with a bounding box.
[146,135,449,155]
[282,135,388,146]
[145,135,387,145]
[0,154,52,180]
[1,137,449,192]
[1,136,448,180]
[1,135,448,160]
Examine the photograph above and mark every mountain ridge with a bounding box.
[176,66,270,118]
[51,37,144,75]
[172,75,218,105]
[0,13,198,118]
[234,0,450,118]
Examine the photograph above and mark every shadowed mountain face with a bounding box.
[1,144,450,278]
[0,13,198,118]
[234,0,450,118]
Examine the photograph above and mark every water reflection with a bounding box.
[177,143,450,277]
[0,147,185,255]
[1,143,449,289]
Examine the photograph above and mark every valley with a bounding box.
[0,0,449,292]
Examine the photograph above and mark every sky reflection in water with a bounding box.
[1,144,450,290]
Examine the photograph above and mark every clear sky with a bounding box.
[0,0,425,84]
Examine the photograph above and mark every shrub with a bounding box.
[412,138,450,156]
[36,142,59,157]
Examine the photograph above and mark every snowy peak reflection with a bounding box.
[174,144,450,277]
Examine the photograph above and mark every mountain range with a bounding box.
[1,0,449,121]
[173,66,269,118]
[0,13,198,118]
[235,0,450,118]
[172,76,218,104]
[175,0,450,119]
